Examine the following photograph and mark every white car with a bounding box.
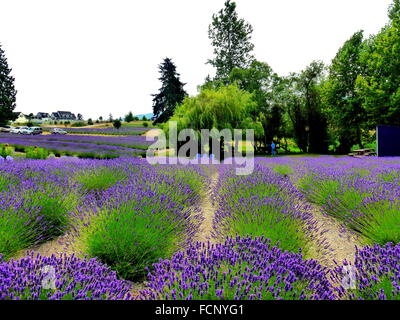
[27,127,43,135]
[10,126,23,134]
[0,125,12,132]
[51,128,67,135]
[19,127,32,135]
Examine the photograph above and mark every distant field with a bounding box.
[0,133,151,158]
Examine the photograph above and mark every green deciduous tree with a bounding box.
[208,0,254,81]
[356,0,400,128]
[166,84,261,137]
[152,58,187,124]
[284,62,329,153]
[321,31,366,153]
[0,43,17,126]
[228,61,286,152]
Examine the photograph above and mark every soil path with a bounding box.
[13,234,74,260]
[192,165,219,244]
[300,200,359,270]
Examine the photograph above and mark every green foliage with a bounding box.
[219,174,308,254]
[321,31,365,153]
[87,118,93,125]
[124,111,134,123]
[166,84,259,134]
[0,143,14,158]
[75,167,126,191]
[152,58,187,124]
[71,121,85,127]
[0,209,35,260]
[273,164,294,176]
[355,201,400,245]
[208,0,254,81]
[280,62,329,154]
[142,121,149,127]
[79,168,202,281]
[26,189,76,239]
[82,200,179,280]
[298,175,400,244]
[0,44,17,126]
[228,61,287,153]
[0,187,76,259]
[356,4,400,128]
[25,146,49,159]
[113,119,122,129]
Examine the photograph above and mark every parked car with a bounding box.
[0,125,12,132]
[51,128,67,135]
[19,127,32,135]
[27,127,43,135]
[10,126,23,134]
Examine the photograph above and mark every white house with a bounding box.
[13,113,29,124]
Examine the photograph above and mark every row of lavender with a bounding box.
[1,157,399,299]
[0,158,205,299]
[281,156,400,245]
[140,159,400,300]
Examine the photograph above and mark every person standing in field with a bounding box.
[271,141,276,156]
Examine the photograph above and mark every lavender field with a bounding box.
[0,132,152,158]
[0,156,399,300]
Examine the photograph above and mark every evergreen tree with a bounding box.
[125,111,134,123]
[152,58,187,124]
[208,0,254,81]
[0,43,17,126]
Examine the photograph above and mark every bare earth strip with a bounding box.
[303,201,359,269]
[192,165,219,244]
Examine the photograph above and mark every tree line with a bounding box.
[152,0,400,154]
[2,0,400,154]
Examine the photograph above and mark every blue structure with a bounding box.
[377,125,400,157]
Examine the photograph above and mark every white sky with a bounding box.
[0,0,393,120]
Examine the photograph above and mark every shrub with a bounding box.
[0,208,36,260]
[273,164,294,176]
[80,195,190,281]
[0,253,132,300]
[71,121,85,127]
[142,122,149,127]
[333,243,400,300]
[26,188,77,239]
[215,167,311,255]
[140,236,337,300]
[113,119,122,129]
[25,146,49,159]
[75,167,126,191]
[0,185,77,259]
[0,144,14,158]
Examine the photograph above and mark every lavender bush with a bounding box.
[0,253,132,300]
[140,236,337,300]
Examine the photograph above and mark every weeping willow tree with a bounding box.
[163,84,263,156]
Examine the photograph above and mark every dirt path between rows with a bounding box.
[192,165,219,244]
[302,200,359,270]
